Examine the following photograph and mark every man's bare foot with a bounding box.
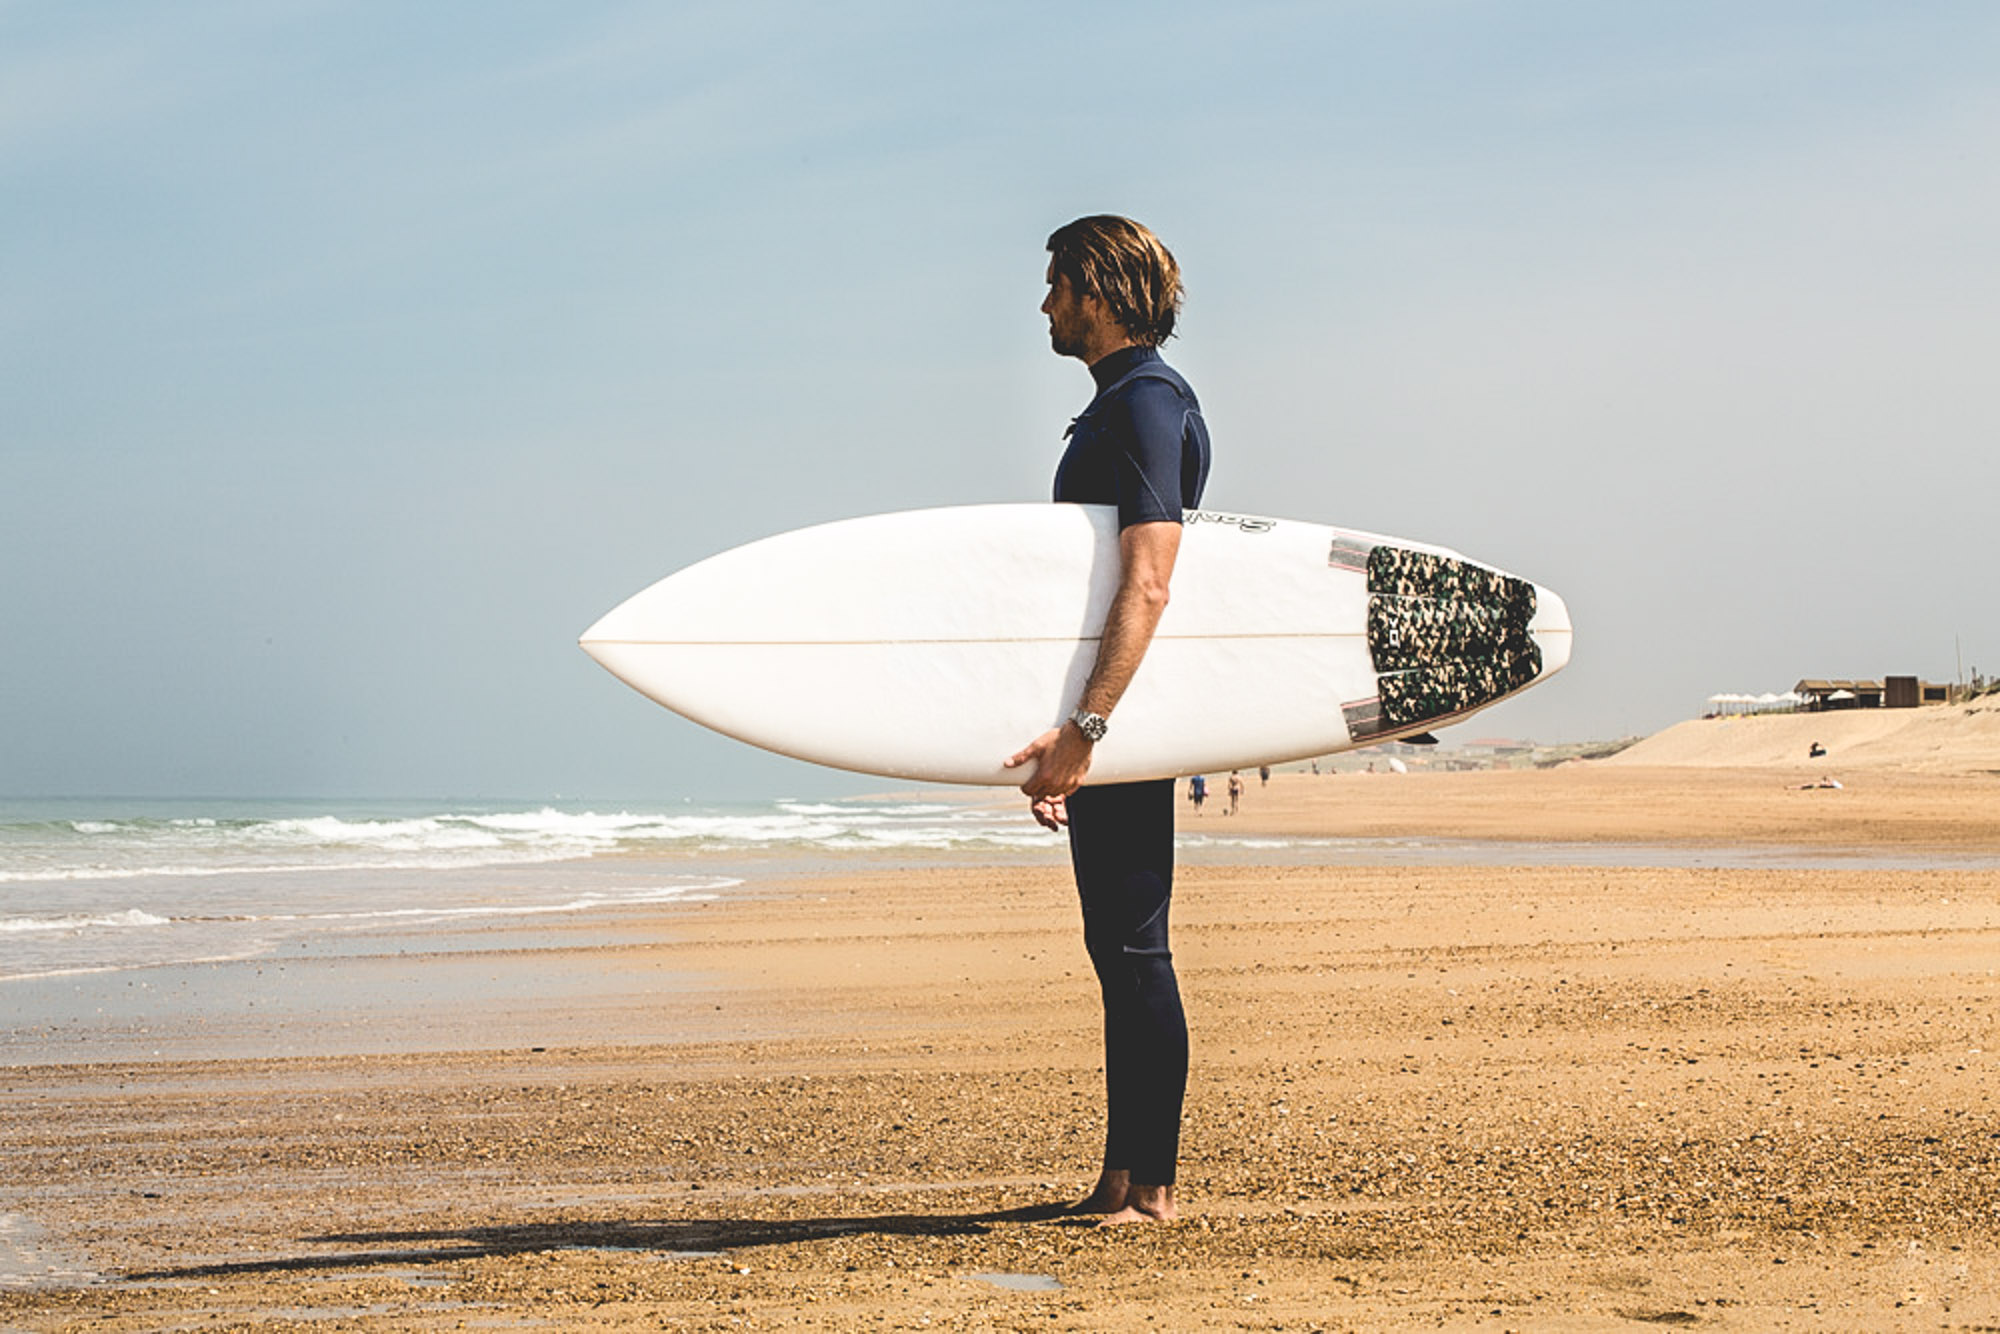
[1096,1183,1176,1227]
[1067,1168,1129,1214]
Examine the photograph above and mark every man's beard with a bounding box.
[1049,321,1085,358]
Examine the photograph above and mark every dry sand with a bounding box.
[1604,697,2000,774]
[5,760,2000,1330]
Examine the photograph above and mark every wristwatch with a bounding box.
[1068,708,1109,743]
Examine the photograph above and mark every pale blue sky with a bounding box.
[4,2,1995,798]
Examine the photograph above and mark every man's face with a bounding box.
[1042,260,1090,359]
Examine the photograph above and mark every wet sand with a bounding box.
[5,765,2000,1330]
[1206,765,2000,849]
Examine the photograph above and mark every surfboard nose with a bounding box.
[1530,584,1572,679]
[578,611,615,665]
[580,582,657,658]
[579,602,642,676]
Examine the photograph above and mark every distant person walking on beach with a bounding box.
[1188,774,1207,814]
[1005,215,1210,1227]
[1227,771,1244,815]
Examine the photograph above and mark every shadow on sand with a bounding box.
[124,1202,1084,1282]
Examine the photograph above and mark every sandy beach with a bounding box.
[5,759,2000,1330]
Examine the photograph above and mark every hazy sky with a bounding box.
[4,2,1995,800]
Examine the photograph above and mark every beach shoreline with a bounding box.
[1196,765,2000,848]
[5,765,2000,1329]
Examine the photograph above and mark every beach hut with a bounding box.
[1795,679,1884,711]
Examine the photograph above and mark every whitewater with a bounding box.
[0,795,1053,982]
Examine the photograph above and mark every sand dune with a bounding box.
[1602,697,2000,773]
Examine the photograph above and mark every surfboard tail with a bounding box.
[1336,544,1573,745]
[1530,584,1573,679]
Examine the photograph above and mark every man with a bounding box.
[1004,215,1210,1227]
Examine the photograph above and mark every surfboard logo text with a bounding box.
[1184,509,1276,534]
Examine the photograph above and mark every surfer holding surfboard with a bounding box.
[1004,215,1210,1227]
[577,220,1570,1231]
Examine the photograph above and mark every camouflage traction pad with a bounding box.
[1333,539,1541,742]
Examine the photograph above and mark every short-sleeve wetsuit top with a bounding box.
[1052,345,1210,524]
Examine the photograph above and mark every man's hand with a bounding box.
[1005,722,1096,810]
[1008,724,1083,831]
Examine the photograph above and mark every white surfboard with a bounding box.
[580,504,1571,785]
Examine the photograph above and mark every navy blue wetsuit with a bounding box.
[1053,344,1209,1188]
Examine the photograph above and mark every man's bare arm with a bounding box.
[1006,519,1183,811]
[1079,519,1180,716]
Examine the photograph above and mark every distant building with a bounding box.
[1794,677,1953,710]
[1462,737,1534,758]
[1794,679,1883,710]
[1885,676,1954,707]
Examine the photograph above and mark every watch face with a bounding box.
[1073,710,1108,742]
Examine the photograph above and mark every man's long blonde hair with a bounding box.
[1046,215,1183,347]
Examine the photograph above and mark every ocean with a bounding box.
[0,795,1057,985]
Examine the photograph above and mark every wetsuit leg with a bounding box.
[1066,778,1187,1186]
